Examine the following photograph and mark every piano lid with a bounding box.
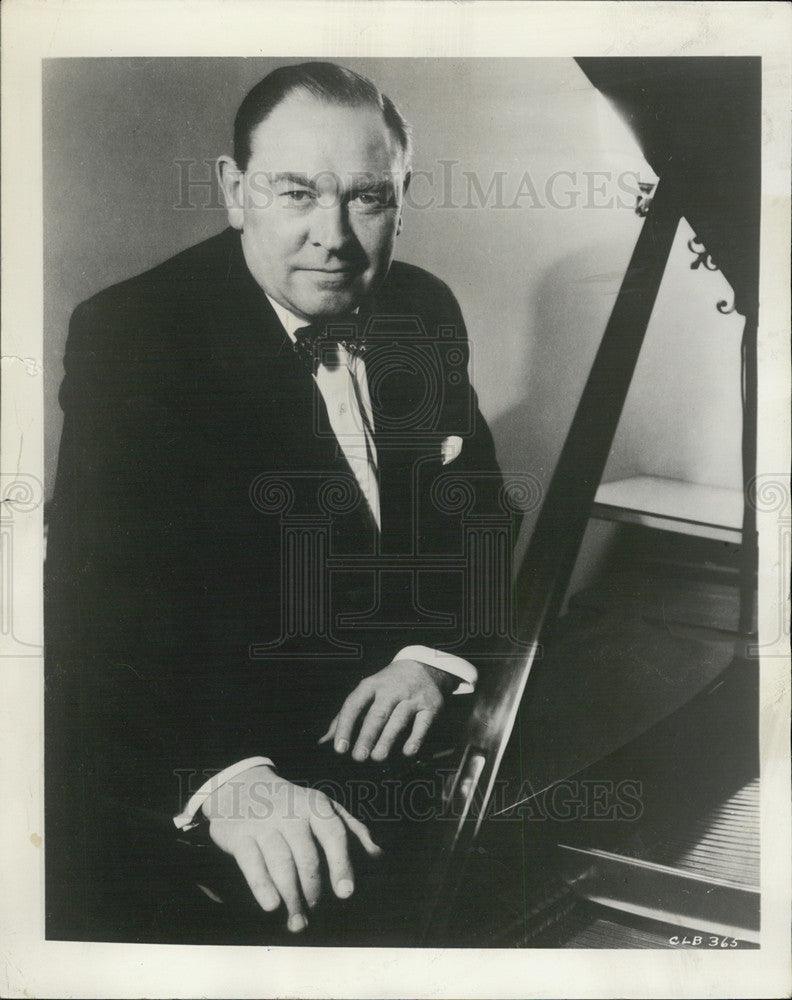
[576,58,761,317]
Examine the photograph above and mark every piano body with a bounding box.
[418,57,762,948]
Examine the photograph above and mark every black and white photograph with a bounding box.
[1,2,790,997]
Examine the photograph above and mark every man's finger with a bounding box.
[351,695,400,761]
[403,707,436,756]
[333,685,375,754]
[318,715,338,745]
[370,700,414,761]
[309,809,356,899]
[232,836,281,913]
[259,832,308,933]
[287,827,323,910]
[332,799,383,857]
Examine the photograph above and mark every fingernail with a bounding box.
[352,746,368,761]
[404,743,417,755]
[288,914,307,933]
[335,738,349,753]
[336,879,354,898]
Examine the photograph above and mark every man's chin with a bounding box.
[294,287,365,320]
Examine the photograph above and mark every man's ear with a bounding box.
[217,155,245,230]
[397,168,411,236]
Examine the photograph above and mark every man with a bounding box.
[45,62,512,945]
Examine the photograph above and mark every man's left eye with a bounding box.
[349,192,391,210]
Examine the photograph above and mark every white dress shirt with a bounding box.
[272,298,382,529]
[173,297,476,830]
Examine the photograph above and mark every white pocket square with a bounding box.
[441,435,463,465]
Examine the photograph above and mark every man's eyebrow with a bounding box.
[349,175,395,192]
[268,172,315,188]
[266,171,398,197]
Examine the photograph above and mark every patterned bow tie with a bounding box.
[292,315,367,373]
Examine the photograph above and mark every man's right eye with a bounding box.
[282,189,315,203]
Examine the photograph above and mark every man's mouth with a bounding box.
[303,266,360,286]
[305,266,357,274]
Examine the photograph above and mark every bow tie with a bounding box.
[292,315,367,373]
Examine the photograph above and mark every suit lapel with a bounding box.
[362,298,444,554]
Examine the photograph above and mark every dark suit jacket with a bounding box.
[45,227,513,938]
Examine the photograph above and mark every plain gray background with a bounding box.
[43,57,744,559]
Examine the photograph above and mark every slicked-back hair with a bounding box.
[233,61,413,171]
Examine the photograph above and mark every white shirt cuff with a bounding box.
[173,755,274,831]
[394,645,477,694]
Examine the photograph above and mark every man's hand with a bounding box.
[319,659,455,762]
[202,764,381,933]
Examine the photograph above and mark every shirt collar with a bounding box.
[265,294,359,344]
[264,295,306,343]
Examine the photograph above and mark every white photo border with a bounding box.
[1,1,790,998]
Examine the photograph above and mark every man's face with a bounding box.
[220,92,408,320]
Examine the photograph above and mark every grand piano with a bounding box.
[415,56,762,948]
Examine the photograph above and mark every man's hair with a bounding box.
[233,61,413,171]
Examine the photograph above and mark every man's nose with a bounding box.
[310,195,351,253]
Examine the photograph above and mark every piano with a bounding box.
[416,57,762,948]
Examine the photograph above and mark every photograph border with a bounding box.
[1,2,790,997]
